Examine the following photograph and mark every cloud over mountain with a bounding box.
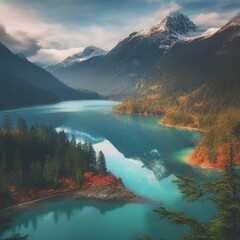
[0,0,239,65]
[0,24,40,57]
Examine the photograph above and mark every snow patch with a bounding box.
[46,46,108,72]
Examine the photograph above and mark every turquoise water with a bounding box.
[0,100,216,240]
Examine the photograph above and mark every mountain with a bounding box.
[15,53,29,61]
[114,14,240,166]
[115,14,240,115]
[48,12,204,99]
[134,11,202,46]
[46,46,108,73]
[0,42,100,110]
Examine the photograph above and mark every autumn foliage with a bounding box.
[58,178,78,190]
[82,172,123,189]
[189,143,240,169]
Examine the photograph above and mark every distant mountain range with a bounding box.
[46,46,108,73]
[46,12,208,99]
[0,43,100,110]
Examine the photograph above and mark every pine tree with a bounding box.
[97,151,107,175]
[43,156,60,187]
[0,138,9,193]
[28,161,43,188]
[70,135,76,148]
[12,150,24,188]
[88,143,97,172]
[16,118,28,134]
[154,153,240,240]
[74,168,83,185]
[2,116,13,132]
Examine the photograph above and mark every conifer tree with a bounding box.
[2,116,13,132]
[12,151,24,188]
[17,118,28,134]
[88,143,97,172]
[154,146,240,240]
[97,151,107,175]
[29,161,43,188]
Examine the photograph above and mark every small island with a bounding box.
[0,117,139,230]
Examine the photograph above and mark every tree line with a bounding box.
[0,117,108,204]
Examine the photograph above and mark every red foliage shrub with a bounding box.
[82,172,121,189]
[59,178,77,190]
[189,143,240,169]
[83,172,94,180]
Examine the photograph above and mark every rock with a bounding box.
[73,182,140,202]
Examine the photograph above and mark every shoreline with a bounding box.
[114,109,211,168]
[182,149,223,171]
[113,109,164,117]
[0,183,141,230]
[159,122,205,132]
[113,109,212,168]
[0,191,75,213]
[112,109,229,171]
[113,109,205,132]
[114,109,230,171]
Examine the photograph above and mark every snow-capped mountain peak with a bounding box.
[160,12,199,34]
[60,46,108,68]
[129,12,204,50]
[45,46,108,72]
[139,12,200,37]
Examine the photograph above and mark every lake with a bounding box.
[0,100,216,240]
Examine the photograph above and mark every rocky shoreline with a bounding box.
[74,182,140,202]
[0,181,140,234]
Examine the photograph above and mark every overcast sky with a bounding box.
[0,0,239,65]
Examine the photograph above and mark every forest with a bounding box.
[114,97,240,167]
[138,147,240,240]
[0,117,108,208]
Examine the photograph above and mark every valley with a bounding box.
[0,3,239,239]
[0,100,212,240]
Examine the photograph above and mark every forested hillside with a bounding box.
[114,15,240,167]
[0,43,100,110]
[0,117,109,208]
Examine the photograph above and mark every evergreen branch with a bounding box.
[154,207,207,233]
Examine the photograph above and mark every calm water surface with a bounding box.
[0,100,217,240]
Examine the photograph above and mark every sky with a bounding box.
[0,0,239,65]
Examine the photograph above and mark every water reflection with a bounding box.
[1,195,216,240]
[0,100,204,180]
[1,198,128,238]
[0,101,217,240]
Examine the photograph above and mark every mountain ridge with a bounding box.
[114,13,240,166]
[46,46,108,73]
[0,42,100,110]
[49,12,204,98]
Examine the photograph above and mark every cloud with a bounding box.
[29,47,84,66]
[0,0,238,65]
[126,2,182,31]
[0,1,159,64]
[0,24,41,56]
[154,2,182,19]
[191,9,240,27]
